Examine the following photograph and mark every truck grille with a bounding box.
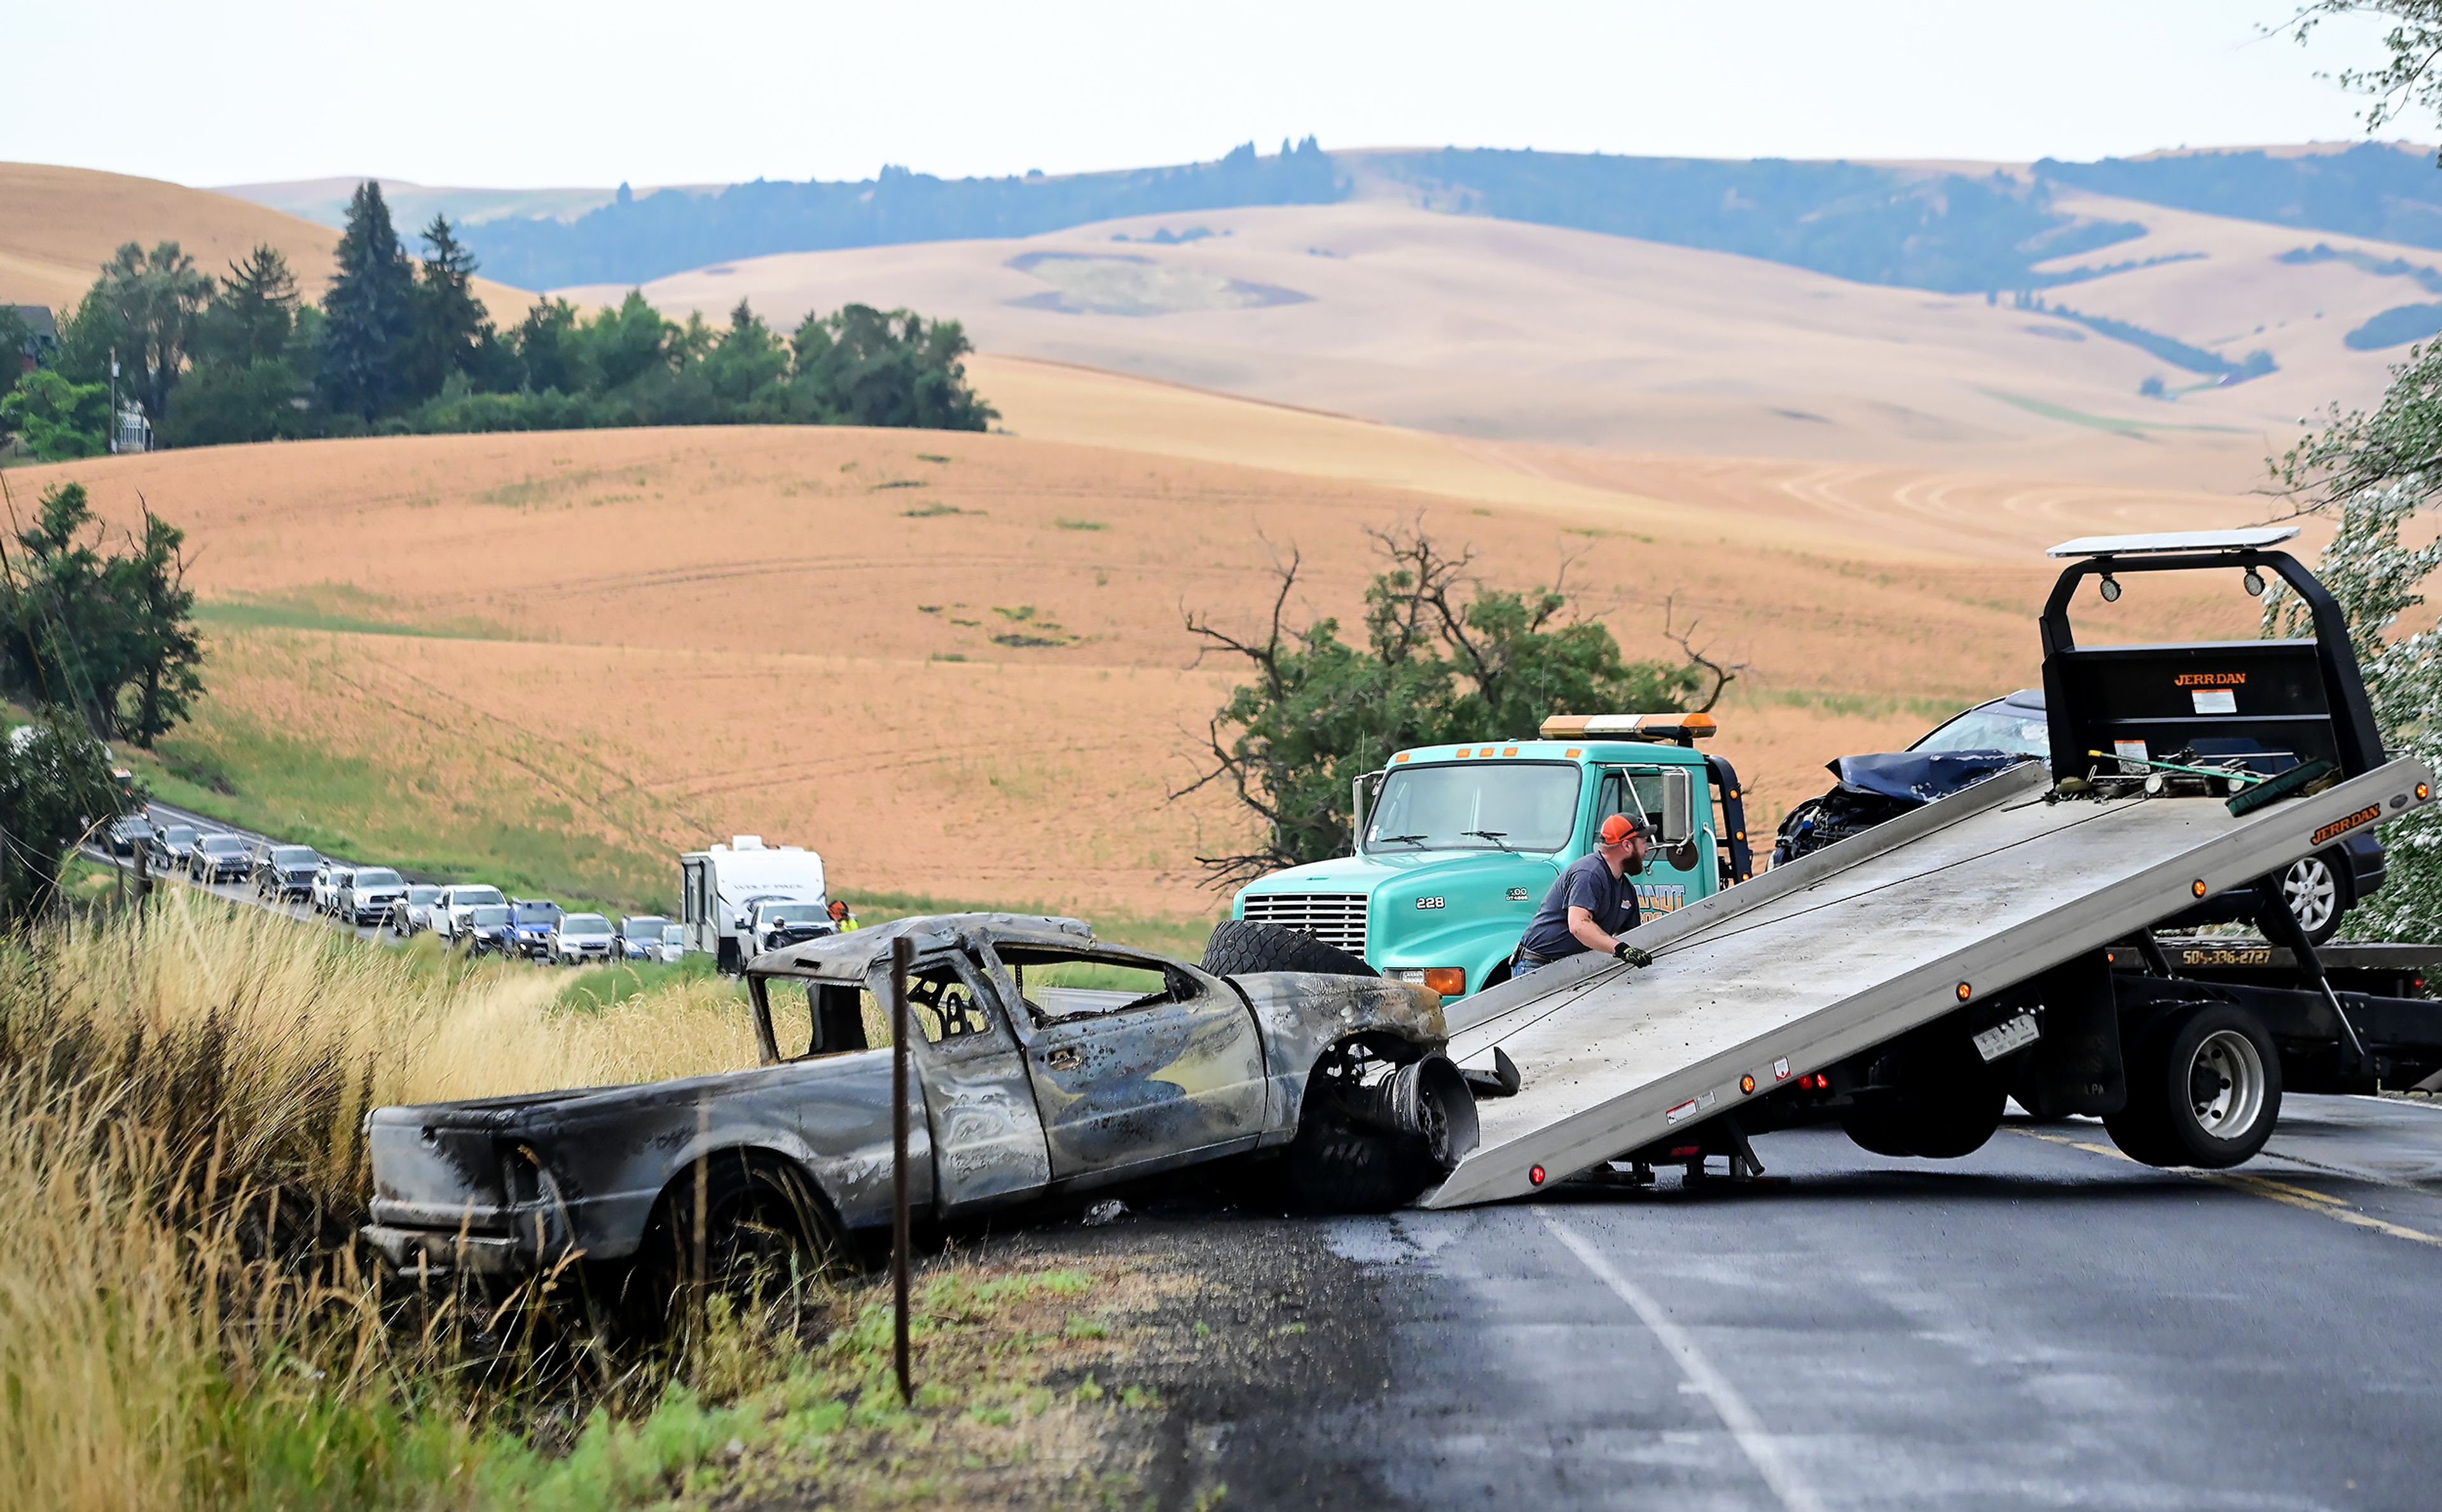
[1242,893,1369,955]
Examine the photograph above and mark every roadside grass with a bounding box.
[109,702,678,915]
[0,891,1180,1509]
[553,949,729,1011]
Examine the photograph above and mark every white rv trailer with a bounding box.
[680,837,828,971]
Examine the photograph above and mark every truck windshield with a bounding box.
[1364,762,1580,854]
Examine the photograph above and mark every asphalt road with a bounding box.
[88,813,2442,1508]
[1155,1098,2442,1511]
[88,798,411,945]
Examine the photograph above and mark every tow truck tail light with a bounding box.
[1529,1165,1546,1186]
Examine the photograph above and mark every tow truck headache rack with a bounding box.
[1423,530,2437,1207]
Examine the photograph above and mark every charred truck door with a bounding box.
[985,946,1268,1183]
[872,951,1052,1214]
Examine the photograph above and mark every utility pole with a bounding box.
[107,348,119,454]
[890,933,914,1404]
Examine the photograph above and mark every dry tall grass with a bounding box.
[0,891,761,1511]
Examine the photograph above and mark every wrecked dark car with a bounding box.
[361,914,1477,1285]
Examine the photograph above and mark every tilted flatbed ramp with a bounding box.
[1423,757,2436,1208]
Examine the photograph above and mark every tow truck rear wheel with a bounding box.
[2104,1003,2281,1169]
[1840,1036,2005,1159]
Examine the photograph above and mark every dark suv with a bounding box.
[189,833,252,884]
[1910,689,2384,944]
[254,844,322,903]
[462,904,515,957]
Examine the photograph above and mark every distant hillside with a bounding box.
[450,142,2158,296]
[2036,142,2442,249]
[466,139,1343,289]
[441,143,2442,300]
[1363,149,2146,294]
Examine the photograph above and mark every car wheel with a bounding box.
[2105,1004,2282,1169]
[2277,848,2351,947]
[1275,1044,1477,1212]
[1199,918,1378,979]
[624,1151,844,1337]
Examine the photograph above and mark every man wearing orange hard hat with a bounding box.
[1510,811,1655,977]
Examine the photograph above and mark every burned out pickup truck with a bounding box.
[362,914,1477,1285]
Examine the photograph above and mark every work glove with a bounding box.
[1614,942,1652,968]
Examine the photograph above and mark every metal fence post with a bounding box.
[890,933,914,1404]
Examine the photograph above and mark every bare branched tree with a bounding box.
[1173,523,1716,888]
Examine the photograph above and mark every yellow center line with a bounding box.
[2011,1128,2442,1250]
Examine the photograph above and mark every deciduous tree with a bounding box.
[1178,526,1717,885]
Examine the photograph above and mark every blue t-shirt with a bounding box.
[1517,853,1641,959]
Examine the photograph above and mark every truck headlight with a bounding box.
[1388,966,1466,996]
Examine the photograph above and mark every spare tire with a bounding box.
[1201,918,1377,979]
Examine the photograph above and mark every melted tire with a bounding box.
[623,1150,843,1337]
[1201,919,1377,979]
[1278,1126,1435,1214]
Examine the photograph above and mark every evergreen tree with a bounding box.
[701,299,786,403]
[397,215,497,401]
[197,245,299,368]
[316,182,416,419]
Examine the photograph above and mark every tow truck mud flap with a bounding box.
[1420,757,2434,1207]
[2017,952,2124,1118]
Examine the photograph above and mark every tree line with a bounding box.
[1,181,996,461]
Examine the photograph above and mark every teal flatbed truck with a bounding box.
[1229,713,1755,1001]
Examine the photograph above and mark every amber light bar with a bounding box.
[1538,712,1718,742]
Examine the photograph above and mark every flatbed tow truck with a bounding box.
[1422,529,2441,1207]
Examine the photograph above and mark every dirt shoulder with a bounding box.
[726,1190,1398,1511]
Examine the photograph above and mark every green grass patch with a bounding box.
[1052,518,1108,532]
[552,951,729,1012]
[1978,388,2247,438]
[111,710,672,916]
[901,500,981,518]
[195,584,513,642]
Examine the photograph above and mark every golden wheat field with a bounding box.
[13,357,2294,921]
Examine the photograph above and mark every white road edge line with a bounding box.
[1538,1207,1828,1512]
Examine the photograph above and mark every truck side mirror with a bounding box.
[1659,769,1695,847]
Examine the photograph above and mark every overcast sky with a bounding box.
[1,1,2414,190]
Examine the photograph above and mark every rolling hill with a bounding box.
[560,195,2425,493]
[8,360,2289,924]
[0,163,532,317]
